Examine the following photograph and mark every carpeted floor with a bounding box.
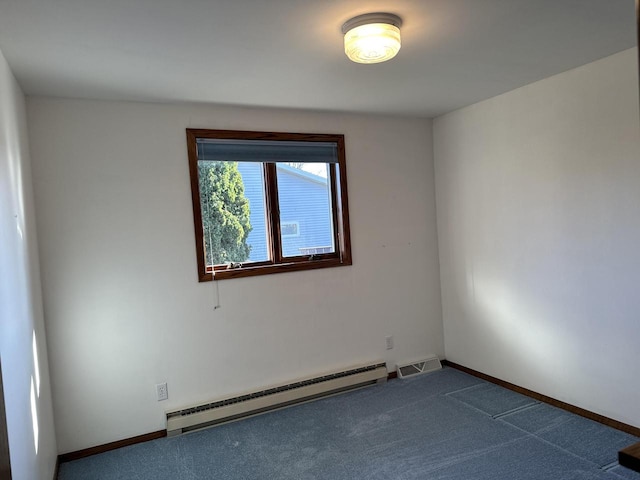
[58,368,640,479]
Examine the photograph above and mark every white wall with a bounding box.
[434,48,640,428]
[0,49,58,479]
[27,98,444,453]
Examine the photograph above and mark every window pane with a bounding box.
[276,163,335,257]
[198,161,269,265]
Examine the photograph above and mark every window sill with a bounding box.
[199,257,352,282]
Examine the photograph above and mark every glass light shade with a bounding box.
[343,23,401,64]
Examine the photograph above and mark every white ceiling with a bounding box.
[0,0,635,117]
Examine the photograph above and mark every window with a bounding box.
[280,221,299,237]
[186,129,352,281]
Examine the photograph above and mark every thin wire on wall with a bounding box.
[203,162,220,310]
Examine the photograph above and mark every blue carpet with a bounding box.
[58,368,640,480]
[500,404,640,468]
[609,465,640,480]
[446,383,539,417]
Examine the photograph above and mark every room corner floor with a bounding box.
[59,368,640,479]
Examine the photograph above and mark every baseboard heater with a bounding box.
[166,362,388,436]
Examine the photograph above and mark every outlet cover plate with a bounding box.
[156,382,168,401]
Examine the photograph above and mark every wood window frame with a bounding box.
[186,129,352,282]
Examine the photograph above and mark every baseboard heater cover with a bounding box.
[166,362,387,436]
[396,355,442,379]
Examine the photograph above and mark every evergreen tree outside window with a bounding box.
[197,161,252,266]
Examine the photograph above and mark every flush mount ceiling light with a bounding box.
[342,12,402,64]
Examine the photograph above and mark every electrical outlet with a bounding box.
[156,382,168,401]
[385,335,394,350]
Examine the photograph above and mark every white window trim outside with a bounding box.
[280,221,300,238]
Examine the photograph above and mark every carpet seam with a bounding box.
[495,415,616,470]
[444,386,539,420]
[443,392,502,418]
[601,461,620,471]
[605,464,640,480]
[492,401,541,419]
[443,383,486,396]
[495,402,544,419]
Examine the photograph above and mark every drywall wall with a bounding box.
[434,48,640,427]
[27,98,444,453]
[0,48,58,479]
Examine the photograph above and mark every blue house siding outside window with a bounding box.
[235,162,268,261]
[237,163,333,261]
